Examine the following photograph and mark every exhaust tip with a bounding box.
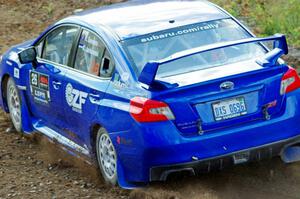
[160,168,195,181]
[281,144,300,163]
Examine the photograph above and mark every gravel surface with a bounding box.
[1,1,300,199]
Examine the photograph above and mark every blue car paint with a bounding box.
[111,90,300,182]
[0,0,300,188]
[73,0,229,39]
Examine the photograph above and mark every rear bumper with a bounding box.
[0,66,4,110]
[150,134,300,181]
[0,84,3,109]
[113,90,300,184]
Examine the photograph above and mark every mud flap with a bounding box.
[281,145,300,163]
[117,159,146,189]
[19,89,34,134]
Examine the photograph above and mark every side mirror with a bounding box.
[18,47,37,66]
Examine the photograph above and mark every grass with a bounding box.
[211,0,300,48]
[42,2,55,17]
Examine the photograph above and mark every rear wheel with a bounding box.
[96,128,118,185]
[6,78,22,132]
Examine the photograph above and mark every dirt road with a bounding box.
[1,1,300,198]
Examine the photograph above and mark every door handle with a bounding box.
[89,93,100,99]
[52,81,61,90]
[89,93,101,105]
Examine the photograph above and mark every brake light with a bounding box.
[130,97,175,122]
[280,66,300,95]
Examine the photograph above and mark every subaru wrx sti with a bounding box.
[1,0,300,188]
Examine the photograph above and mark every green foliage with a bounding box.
[42,2,55,17]
[211,0,300,47]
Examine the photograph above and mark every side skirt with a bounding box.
[32,119,91,159]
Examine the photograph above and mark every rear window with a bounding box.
[122,19,266,78]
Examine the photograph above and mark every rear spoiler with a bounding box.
[138,34,288,87]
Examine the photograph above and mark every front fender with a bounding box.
[0,45,35,133]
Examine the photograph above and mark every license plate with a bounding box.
[212,97,247,121]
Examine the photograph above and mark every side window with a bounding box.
[35,40,44,58]
[74,30,114,77]
[42,26,79,66]
[100,50,114,78]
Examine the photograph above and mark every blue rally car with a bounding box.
[1,0,300,188]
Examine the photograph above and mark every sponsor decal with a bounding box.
[14,68,19,79]
[121,73,130,81]
[65,83,88,113]
[124,20,232,46]
[29,71,50,104]
[112,73,128,89]
[116,136,132,145]
[140,22,220,43]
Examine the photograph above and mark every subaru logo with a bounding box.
[220,81,234,90]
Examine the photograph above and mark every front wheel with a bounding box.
[6,78,22,132]
[96,128,118,185]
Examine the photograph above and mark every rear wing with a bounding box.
[138,34,288,87]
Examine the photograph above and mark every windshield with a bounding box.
[122,19,266,78]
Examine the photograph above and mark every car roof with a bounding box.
[70,0,229,40]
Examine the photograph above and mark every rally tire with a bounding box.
[6,78,22,132]
[96,128,118,186]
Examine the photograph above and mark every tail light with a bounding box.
[280,66,300,95]
[130,97,175,122]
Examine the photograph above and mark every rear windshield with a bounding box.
[122,19,266,78]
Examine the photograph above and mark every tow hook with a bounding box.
[263,105,271,120]
[263,100,277,121]
[197,119,204,135]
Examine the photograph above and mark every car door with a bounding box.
[28,25,80,130]
[62,29,114,145]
